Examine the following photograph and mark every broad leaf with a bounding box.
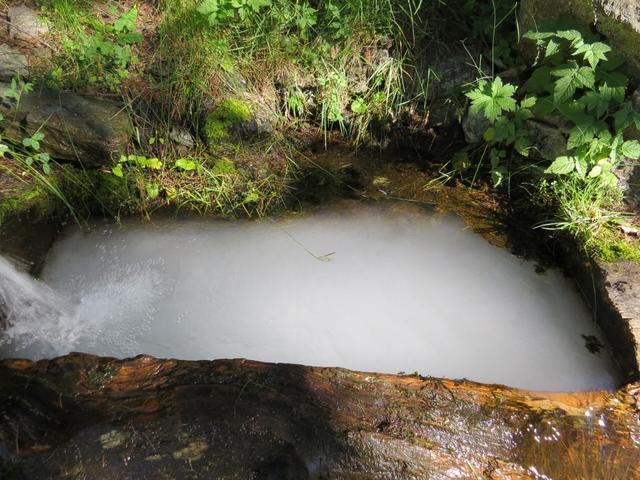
[146,181,160,199]
[573,41,611,69]
[546,156,576,175]
[465,77,517,122]
[545,39,561,58]
[551,61,595,104]
[175,158,198,171]
[621,140,640,159]
[112,164,124,177]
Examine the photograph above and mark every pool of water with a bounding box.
[0,202,619,390]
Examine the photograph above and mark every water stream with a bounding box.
[0,203,620,391]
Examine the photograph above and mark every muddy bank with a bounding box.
[0,354,638,480]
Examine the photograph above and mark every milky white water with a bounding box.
[0,203,619,391]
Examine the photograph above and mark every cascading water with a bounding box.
[0,254,170,359]
[0,203,622,391]
[0,256,77,358]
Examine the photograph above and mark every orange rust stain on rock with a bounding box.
[105,357,178,392]
[2,359,34,370]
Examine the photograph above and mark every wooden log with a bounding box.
[0,354,639,479]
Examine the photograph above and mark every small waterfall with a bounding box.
[0,255,78,358]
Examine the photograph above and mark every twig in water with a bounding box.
[278,226,335,262]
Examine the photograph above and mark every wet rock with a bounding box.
[461,107,491,143]
[0,355,639,479]
[594,260,640,380]
[0,44,28,81]
[7,6,49,44]
[0,83,133,166]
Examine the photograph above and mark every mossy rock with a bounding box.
[204,99,273,147]
[520,0,640,79]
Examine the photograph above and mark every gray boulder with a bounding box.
[7,5,49,44]
[0,84,133,167]
[461,108,491,144]
[0,44,28,81]
[525,119,567,161]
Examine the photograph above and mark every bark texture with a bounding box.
[1,354,639,479]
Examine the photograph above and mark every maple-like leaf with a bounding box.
[465,77,517,123]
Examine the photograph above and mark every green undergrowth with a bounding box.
[3,0,639,265]
[457,17,640,263]
[28,0,449,148]
[0,155,293,228]
[107,151,292,218]
[36,1,142,91]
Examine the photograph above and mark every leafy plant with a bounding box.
[197,0,272,25]
[466,77,517,122]
[0,79,52,175]
[466,23,640,189]
[44,5,143,90]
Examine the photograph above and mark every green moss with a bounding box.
[598,15,640,79]
[204,99,252,145]
[519,0,594,31]
[585,228,640,263]
[0,182,60,227]
[211,157,237,175]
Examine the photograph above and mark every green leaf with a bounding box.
[175,158,198,171]
[545,39,561,58]
[514,136,532,157]
[566,118,607,150]
[551,61,595,104]
[146,181,160,199]
[574,156,588,178]
[197,0,219,15]
[523,30,555,42]
[114,7,138,33]
[465,77,516,123]
[119,32,143,44]
[621,140,640,159]
[525,67,553,94]
[600,171,618,189]
[244,191,260,203]
[555,29,583,45]
[589,164,602,177]
[138,157,163,169]
[351,97,367,115]
[520,96,537,109]
[573,41,611,69]
[546,156,576,175]
[491,167,506,187]
[112,164,124,177]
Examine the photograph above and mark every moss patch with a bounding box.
[204,99,252,145]
[586,228,640,263]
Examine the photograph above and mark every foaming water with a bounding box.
[0,203,620,390]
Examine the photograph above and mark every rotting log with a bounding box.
[0,354,639,479]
